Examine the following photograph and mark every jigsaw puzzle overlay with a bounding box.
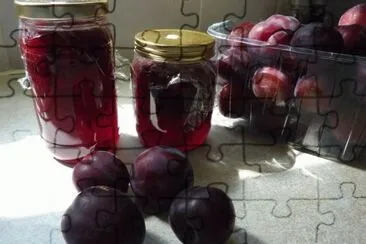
[1,0,366,244]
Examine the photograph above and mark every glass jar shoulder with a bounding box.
[18,16,113,48]
[130,53,217,86]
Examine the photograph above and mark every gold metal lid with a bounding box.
[15,0,108,19]
[134,29,215,63]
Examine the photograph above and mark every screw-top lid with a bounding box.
[134,29,215,64]
[14,0,108,19]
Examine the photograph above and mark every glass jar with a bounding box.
[15,0,119,165]
[131,29,216,151]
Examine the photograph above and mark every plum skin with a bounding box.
[72,150,130,193]
[168,186,235,244]
[218,81,249,118]
[228,21,255,48]
[61,186,146,244]
[217,47,251,83]
[290,22,344,53]
[293,76,329,114]
[247,15,300,58]
[339,3,366,27]
[130,146,194,214]
[248,14,300,44]
[336,24,366,56]
[251,66,293,104]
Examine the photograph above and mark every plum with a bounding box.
[266,14,301,32]
[336,24,366,56]
[290,22,344,53]
[217,47,251,83]
[339,4,366,27]
[228,21,255,48]
[248,21,273,41]
[130,146,194,214]
[61,186,146,244]
[247,15,300,61]
[72,151,130,193]
[267,30,292,46]
[168,186,235,244]
[294,76,329,114]
[281,56,308,81]
[248,14,300,45]
[251,66,293,104]
[218,81,249,118]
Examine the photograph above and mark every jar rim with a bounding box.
[15,1,108,19]
[134,29,215,64]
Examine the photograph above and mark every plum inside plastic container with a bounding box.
[209,19,300,143]
[208,18,366,162]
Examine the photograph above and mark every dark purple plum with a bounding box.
[130,146,194,214]
[336,24,366,56]
[290,22,344,53]
[217,47,251,83]
[72,151,130,193]
[218,81,249,118]
[168,186,235,244]
[61,186,146,244]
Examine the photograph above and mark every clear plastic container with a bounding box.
[16,0,119,165]
[208,20,366,162]
[131,29,216,152]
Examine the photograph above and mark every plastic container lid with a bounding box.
[207,20,366,64]
[14,0,108,19]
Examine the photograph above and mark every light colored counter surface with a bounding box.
[1,73,366,244]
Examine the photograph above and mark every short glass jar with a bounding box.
[131,29,216,151]
[15,0,119,165]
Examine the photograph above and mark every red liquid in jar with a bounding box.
[131,56,216,151]
[19,18,119,164]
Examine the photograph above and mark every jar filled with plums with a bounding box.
[131,29,216,151]
[15,0,119,165]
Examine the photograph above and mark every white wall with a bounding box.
[0,0,361,71]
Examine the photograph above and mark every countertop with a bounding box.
[1,72,366,244]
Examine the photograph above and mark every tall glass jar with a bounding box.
[131,29,216,151]
[15,0,119,165]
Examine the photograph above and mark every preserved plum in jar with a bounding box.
[16,1,119,165]
[131,29,216,151]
